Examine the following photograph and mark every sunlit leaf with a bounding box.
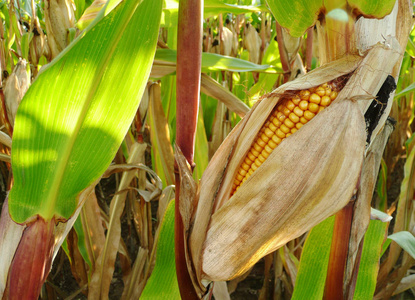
[141,200,180,299]
[292,216,334,299]
[155,49,278,74]
[265,0,322,37]
[9,0,163,223]
[354,220,388,299]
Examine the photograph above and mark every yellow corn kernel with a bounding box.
[231,82,339,194]
[284,118,295,129]
[280,124,291,133]
[276,129,286,138]
[316,86,326,97]
[272,118,282,127]
[300,90,310,100]
[292,95,301,105]
[289,112,300,123]
[293,107,304,117]
[282,107,291,116]
[257,137,267,148]
[308,103,319,113]
[304,110,316,120]
[299,100,308,111]
[321,96,331,106]
[286,100,296,111]
[309,93,321,104]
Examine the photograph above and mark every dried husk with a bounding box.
[243,23,262,64]
[3,59,30,127]
[44,0,75,58]
[188,38,402,282]
[29,18,51,66]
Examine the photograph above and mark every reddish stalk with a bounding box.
[8,217,55,300]
[324,202,354,300]
[175,0,203,299]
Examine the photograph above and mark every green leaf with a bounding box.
[193,110,209,181]
[265,0,322,37]
[204,0,269,17]
[73,217,92,270]
[9,0,163,223]
[292,216,334,300]
[394,82,415,99]
[155,49,278,74]
[354,220,388,299]
[249,34,282,97]
[375,159,388,212]
[387,231,415,260]
[163,0,268,20]
[348,0,395,18]
[266,0,395,38]
[141,200,180,299]
[20,32,33,61]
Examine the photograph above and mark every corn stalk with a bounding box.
[175,0,203,299]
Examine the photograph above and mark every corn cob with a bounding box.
[232,83,339,194]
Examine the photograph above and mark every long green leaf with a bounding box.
[141,200,180,299]
[155,49,278,74]
[354,220,388,299]
[292,216,334,300]
[394,82,415,99]
[204,0,269,17]
[9,0,163,223]
[163,0,268,22]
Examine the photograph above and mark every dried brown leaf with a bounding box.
[148,82,175,186]
[67,229,89,288]
[88,142,146,299]
[80,191,106,269]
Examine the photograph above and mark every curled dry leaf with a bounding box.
[186,38,402,283]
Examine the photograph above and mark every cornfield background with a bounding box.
[0,0,415,299]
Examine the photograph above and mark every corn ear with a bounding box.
[244,23,261,64]
[3,59,30,127]
[44,0,75,58]
[187,37,402,283]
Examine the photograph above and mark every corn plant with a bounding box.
[0,0,414,299]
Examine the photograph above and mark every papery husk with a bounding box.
[44,0,75,58]
[189,38,402,282]
[244,23,261,64]
[3,59,30,127]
